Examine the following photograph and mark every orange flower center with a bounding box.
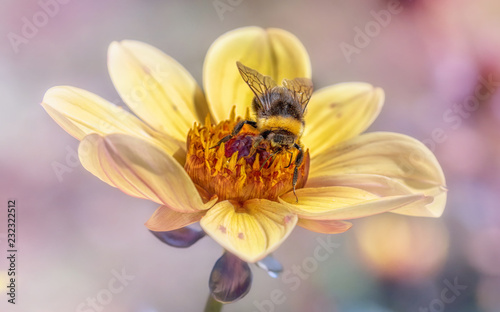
[184,114,310,202]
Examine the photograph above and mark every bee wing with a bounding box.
[236,61,277,111]
[282,77,314,113]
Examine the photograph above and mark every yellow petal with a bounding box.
[42,86,150,140]
[200,199,297,263]
[298,219,352,234]
[108,40,209,141]
[42,86,185,163]
[79,133,217,213]
[307,174,415,196]
[302,83,384,157]
[306,174,434,216]
[145,205,206,231]
[309,132,447,217]
[203,26,311,122]
[279,186,426,220]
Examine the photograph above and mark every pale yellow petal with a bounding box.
[309,132,447,217]
[392,189,447,218]
[42,86,150,139]
[302,83,384,157]
[42,86,186,163]
[298,219,353,234]
[306,174,434,216]
[145,205,206,231]
[306,174,415,196]
[108,40,208,141]
[279,186,426,220]
[79,133,217,213]
[203,26,311,122]
[200,199,297,263]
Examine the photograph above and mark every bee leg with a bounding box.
[259,149,277,171]
[284,150,294,168]
[249,134,263,156]
[292,143,304,203]
[211,120,257,149]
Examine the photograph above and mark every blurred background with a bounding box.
[1,0,500,311]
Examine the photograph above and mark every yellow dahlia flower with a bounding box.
[42,27,447,266]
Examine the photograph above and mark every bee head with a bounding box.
[267,131,295,148]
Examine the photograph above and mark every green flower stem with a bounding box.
[204,294,223,312]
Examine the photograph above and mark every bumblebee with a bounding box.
[214,61,314,201]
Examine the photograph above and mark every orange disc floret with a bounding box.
[185,115,309,202]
